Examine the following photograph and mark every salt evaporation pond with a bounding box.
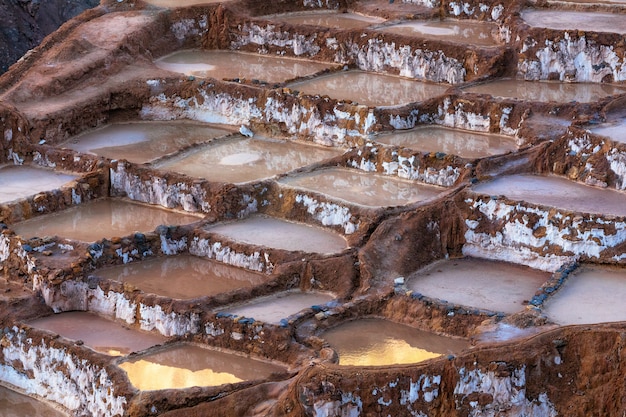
[206,214,349,254]
[119,344,286,391]
[61,121,232,164]
[155,50,334,83]
[29,311,166,356]
[143,0,226,6]
[279,167,445,207]
[287,70,450,107]
[218,290,335,324]
[520,10,626,33]
[379,19,501,47]
[157,135,342,184]
[543,266,626,325]
[94,254,266,299]
[408,258,550,314]
[374,126,518,158]
[269,11,384,29]
[463,79,626,103]
[590,118,626,144]
[0,385,67,417]
[0,165,77,204]
[471,174,626,217]
[322,318,469,366]
[10,198,202,242]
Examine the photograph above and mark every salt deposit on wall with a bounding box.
[0,328,127,417]
[141,86,375,147]
[518,33,626,82]
[463,197,626,271]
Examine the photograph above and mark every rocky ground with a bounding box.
[0,0,99,73]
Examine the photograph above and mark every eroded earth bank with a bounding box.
[1,0,626,415]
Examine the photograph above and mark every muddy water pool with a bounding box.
[471,174,626,216]
[322,318,469,366]
[119,344,286,390]
[590,118,626,144]
[205,214,348,254]
[156,135,342,183]
[61,121,232,164]
[373,126,518,158]
[408,258,550,314]
[28,311,166,356]
[155,50,335,83]
[463,79,626,102]
[287,70,450,107]
[268,11,384,29]
[520,9,626,33]
[0,165,77,204]
[218,291,335,324]
[543,266,626,325]
[279,167,445,207]
[0,386,67,417]
[143,0,226,6]
[379,19,501,47]
[93,255,266,299]
[10,199,202,242]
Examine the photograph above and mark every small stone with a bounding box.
[394,276,405,285]
[239,125,254,137]
[532,226,547,238]
[42,250,52,256]
[314,312,326,321]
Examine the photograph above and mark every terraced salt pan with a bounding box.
[543,265,626,325]
[590,118,626,144]
[218,290,334,324]
[154,50,335,83]
[28,311,166,356]
[279,167,445,207]
[0,385,67,417]
[520,10,626,34]
[94,254,266,299]
[374,126,518,158]
[0,165,77,204]
[463,79,626,103]
[61,121,232,164]
[322,318,469,366]
[206,215,348,254]
[119,344,286,391]
[268,11,384,29]
[157,135,342,184]
[10,199,202,242]
[378,19,501,47]
[408,258,550,314]
[287,70,450,107]
[471,174,626,216]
